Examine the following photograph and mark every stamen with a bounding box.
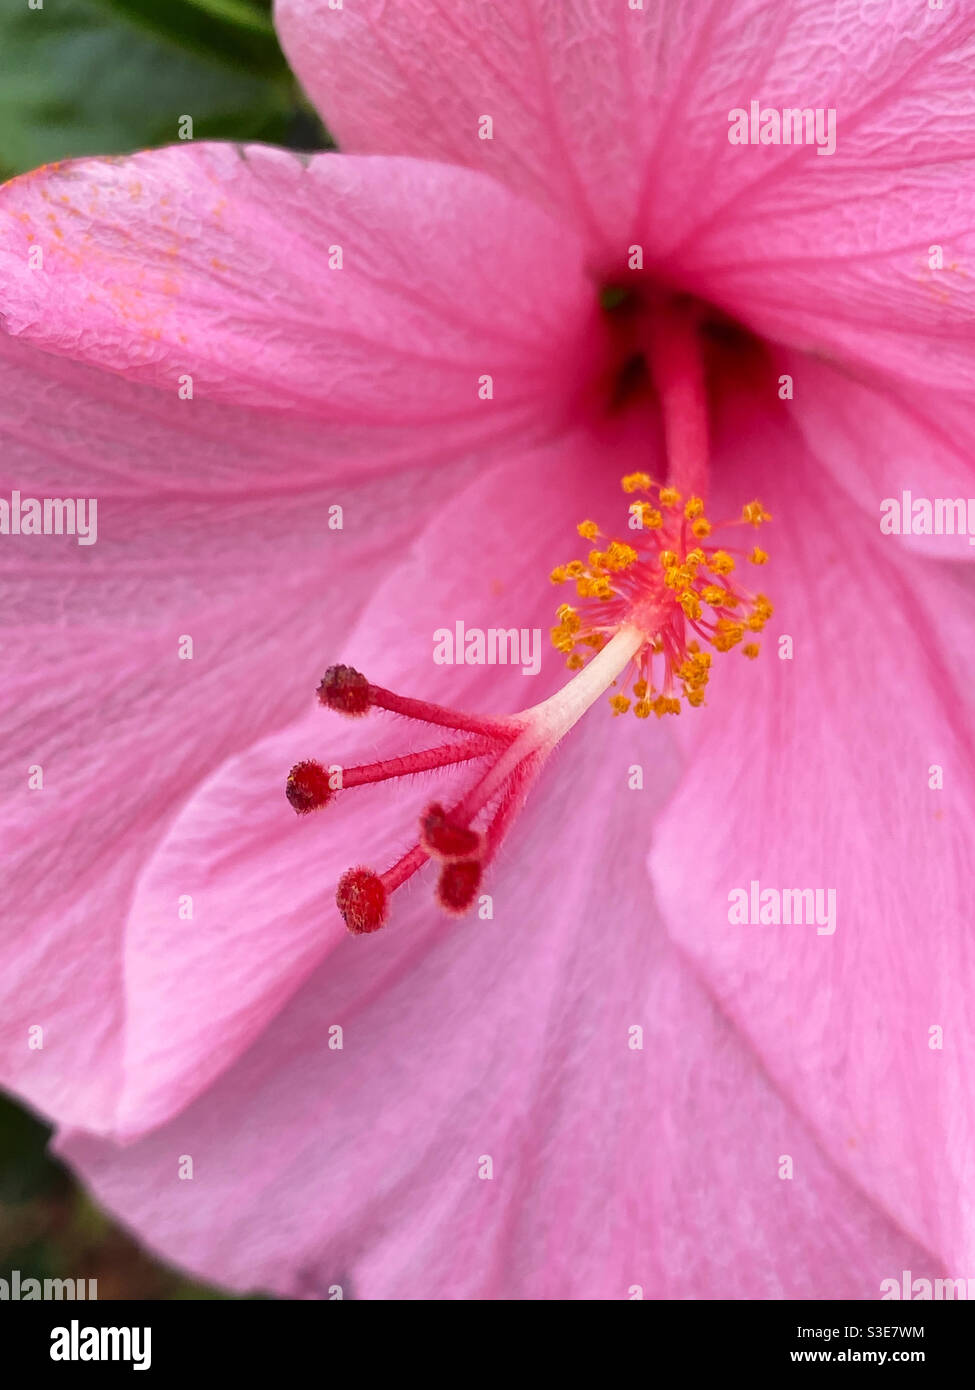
[549,474,772,718]
[289,304,773,934]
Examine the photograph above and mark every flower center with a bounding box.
[286,294,773,934]
[550,477,771,717]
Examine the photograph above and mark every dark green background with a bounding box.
[0,0,329,180]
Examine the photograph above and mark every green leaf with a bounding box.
[0,0,325,182]
[92,0,290,79]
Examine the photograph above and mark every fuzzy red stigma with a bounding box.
[420,803,484,861]
[318,664,371,717]
[286,635,650,935]
[285,759,333,815]
[436,860,482,917]
[336,867,388,934]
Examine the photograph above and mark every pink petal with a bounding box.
[278,0,975,415]
[104,428,653,1138]
[0,329,459,1132]
[57,720,933,1298]
[1,144,590,445]
[782,352,975,559]
[651,400,975,1276]
[277,0,972,292]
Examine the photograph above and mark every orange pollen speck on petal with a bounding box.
[548,473,774,718]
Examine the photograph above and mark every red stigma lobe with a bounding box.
[285,759,333,815]
[336,867,388,934]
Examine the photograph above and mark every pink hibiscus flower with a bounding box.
[2,0,973,1298]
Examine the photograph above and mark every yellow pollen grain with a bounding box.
[750,546,768,565]
[606,541,638,570]
[691,517,712,538]
[622,472,652,493]
[684,496,705,519]
[631,503,663,529]
[708,551,735,574]
[659,486,681,508]
[609,694,631,716]
[743,643,760,659]
[577,519,599,540]
[742,500,772,526]
[680,591,702,620]
[712,619,745,652]
[653,695,681,718]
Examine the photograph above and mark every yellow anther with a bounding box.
[578,575,613,600]
[742,500,772,526]
[652,695,681,717]
[553,482,772,726]
[630,503,663,529]
[707,551,735,575]
[680,591,702,620]
[712,619,745,652]
[621,472,652,493]
[664,564,692,592]
[605,541,638,571]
